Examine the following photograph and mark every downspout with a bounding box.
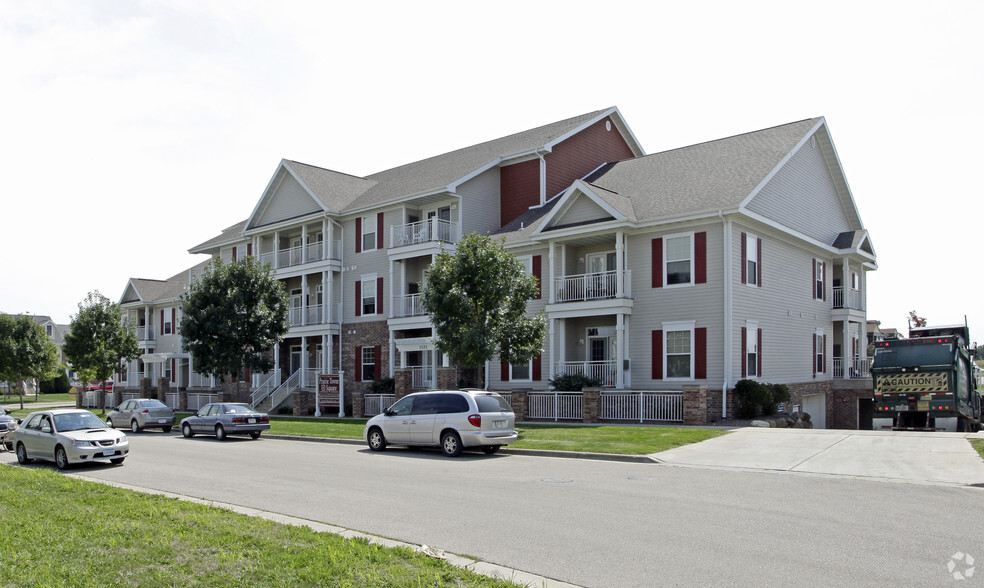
[720,211,732,419]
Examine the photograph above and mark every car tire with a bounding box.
[249,431,261,440]
[162,426,172,434]
[367,427,387,452]
[55,446,69,470]
[482,445,501,455]
[106,418,115,428]
[441,431,463,457]
[110,457,125,465]
[130,420,141,434]
[215,424,227,441]
[15,442,31,464]
[182,423,194,438]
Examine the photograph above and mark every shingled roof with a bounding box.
[120,259,212,305]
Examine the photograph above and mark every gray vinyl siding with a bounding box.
[254,172,322,228]
[342,210,394,324]
[562,195,613,226]
[730,223,832,385]
[458,168,500,236]
[746,132,853,244]
[627,222,724,391]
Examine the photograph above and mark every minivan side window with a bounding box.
[410,395,439,415]
[388,397,413,416]
[438,394,469,413]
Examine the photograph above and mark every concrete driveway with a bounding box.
[655,427,984,486]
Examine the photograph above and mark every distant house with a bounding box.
[119,107,878,428]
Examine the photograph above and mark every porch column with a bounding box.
[615,230,624,298]
[558,320,566,365]
[616,313,625,389]
[548,241,556,304]
[301,225,309,263]
[549,318,556,382]
[273,342,280,374]
[325,269,333,324]
[301,274,308,325]
[389,259,396,319]
[842,319,851,378]
[273,231,280,269]
[321,270,328,324]
[300,336,308,387]
[388,331,395,378]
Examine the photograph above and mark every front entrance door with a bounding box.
[290,346,302,375]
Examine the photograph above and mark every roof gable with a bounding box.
[534,181,631,234]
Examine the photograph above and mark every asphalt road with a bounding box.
[4,432,983,587]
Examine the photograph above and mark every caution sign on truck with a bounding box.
[875,371,948,394]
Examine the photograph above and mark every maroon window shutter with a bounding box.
[740,233,747,284]
[756,238,762,287]
[652,330,663,380]
[532,354,542,381]
[652,238,663,288]
[355,217,362,253]
[374,345,382,379]
[823,335,827,372]
[501,361,509,382]
[695,328,707,380]
[376,213,384,250]
[822,262,827,301]
[247,243,252,257]
[354,346,362,382]
[812,260,816,299]
[532,255,542,299]
[355,281,362,317]
[160,310,164,332]
[741,327,747,378]
[694,232,706,284]
[172,308,176,330]
[171,358,176,383]
[377,277,384,315]
[232,247,237,261]
[757,328,763,376]
[812,335,817,375]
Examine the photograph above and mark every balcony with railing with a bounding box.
[259,240,342,270]
[553,270,631,303]
[390,218,461,249]
[136,326,155,342]
[392,293,427,318]
[832,287,864,311]
[554,360,616,386]
[833,356,871,379]
[289,303,342,328]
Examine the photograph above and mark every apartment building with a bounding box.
[119,107,876,428]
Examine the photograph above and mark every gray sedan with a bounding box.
[180,403,270,440]
[106,398,175,433]
[1,408,18,451]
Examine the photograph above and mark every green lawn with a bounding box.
[0,466,515,587]
[971,438,984,460]
[1,392,74,405]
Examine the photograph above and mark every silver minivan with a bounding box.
[363,390,517,457]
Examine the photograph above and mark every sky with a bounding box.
[1,0,982,342]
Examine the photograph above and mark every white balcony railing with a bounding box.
[833,356,871,379]
[410,366,434,389]
[365,394,396,417]
[554,270,631,303]
[260,239,341,270]
[136,327,155,341]
[554,361,616,386]
[832,287,864,311]
[391,218,461,248]
[290,303,342,327]
[393,294,426,318]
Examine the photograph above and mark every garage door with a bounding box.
[802,393,826,429]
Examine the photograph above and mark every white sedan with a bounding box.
[13,409,129,470]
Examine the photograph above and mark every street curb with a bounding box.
[263,434,659,463]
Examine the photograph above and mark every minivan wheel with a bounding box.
[441,431,462,457]
[367,427,387,451]
[482,445,500,455]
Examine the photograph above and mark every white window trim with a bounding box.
[360,274,378,316]
[517,255,533,276]
[162,307,173,336]
[663,232,694,288]
[745,320,758,379]
[662,320,695,381]
[361,215,377,252]
[509,359,533,382]
[745,233,758,287]
[815,259,825,299]
[361,346,376,380]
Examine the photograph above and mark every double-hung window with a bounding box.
[815,330,825,374]
[664,234,693,286]
[510,360,531,382]
[814,259,825,300]
[361,347,376,381]
[361,278,377,316]
[744,321,759,378]
[664,322,694,379]
[361,216,377,252]
[162,308,173,336]
[745,234,758,286]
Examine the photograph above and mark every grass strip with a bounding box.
[0,466,516,587]
[970,438,984,460]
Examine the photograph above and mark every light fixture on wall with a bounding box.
[577,338,584,346]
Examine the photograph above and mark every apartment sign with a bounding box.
[318,374,340,407]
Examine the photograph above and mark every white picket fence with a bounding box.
[364,394,396,416]
[526,391,684,422]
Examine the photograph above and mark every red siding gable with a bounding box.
[544,117,636,199]
[500,159,539,227]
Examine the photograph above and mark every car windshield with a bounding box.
[138,400,168,409]
[53,412,106,432]
[222,404,255,414]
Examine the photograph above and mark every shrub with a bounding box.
[549,373,603,391]
[368,377,394,395]
[40,371,71,395]
[735,379,792,418]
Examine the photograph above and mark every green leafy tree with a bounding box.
[180,257,289,383]
[0,314,60,409]
[422,233,546,385]
[64,292,140,411]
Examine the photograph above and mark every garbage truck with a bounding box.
[871,324,982,432]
